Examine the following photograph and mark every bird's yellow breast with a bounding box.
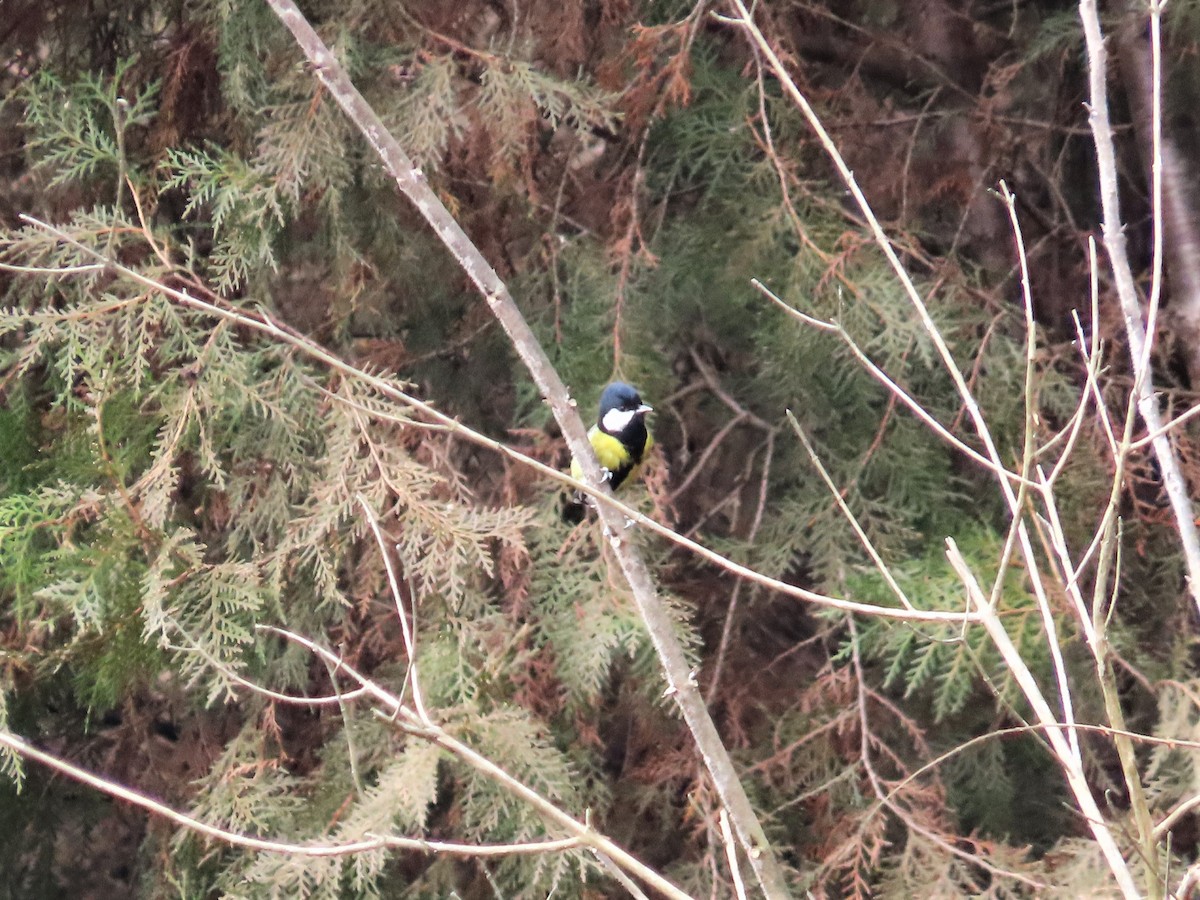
[570,425,653,489]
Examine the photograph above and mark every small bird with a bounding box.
[562,381,654,522]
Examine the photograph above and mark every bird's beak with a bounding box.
[638,404,652,414]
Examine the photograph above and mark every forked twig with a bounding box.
[1079,0,1200,616]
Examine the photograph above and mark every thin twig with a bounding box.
[719,809,749,900]
[752,279,1035,490]
[0,729,583,859]
[357,495,429,723]
[995,182,1082,755]
[668,412,748,503]
[787,412,915,611]
[706,431,774,703]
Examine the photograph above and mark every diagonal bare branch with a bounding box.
[257,2,791,893]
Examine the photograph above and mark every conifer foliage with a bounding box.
[3,0,1200,897]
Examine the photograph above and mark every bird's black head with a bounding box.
[597,381,652,438]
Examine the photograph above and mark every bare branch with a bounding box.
[0,729,582,860]
[1079,0,1200,616]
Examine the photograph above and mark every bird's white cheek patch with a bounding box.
[602,407,637,434]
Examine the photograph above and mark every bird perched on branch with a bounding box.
[562,381,654,523]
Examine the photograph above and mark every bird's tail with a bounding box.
[560,491,589,524]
